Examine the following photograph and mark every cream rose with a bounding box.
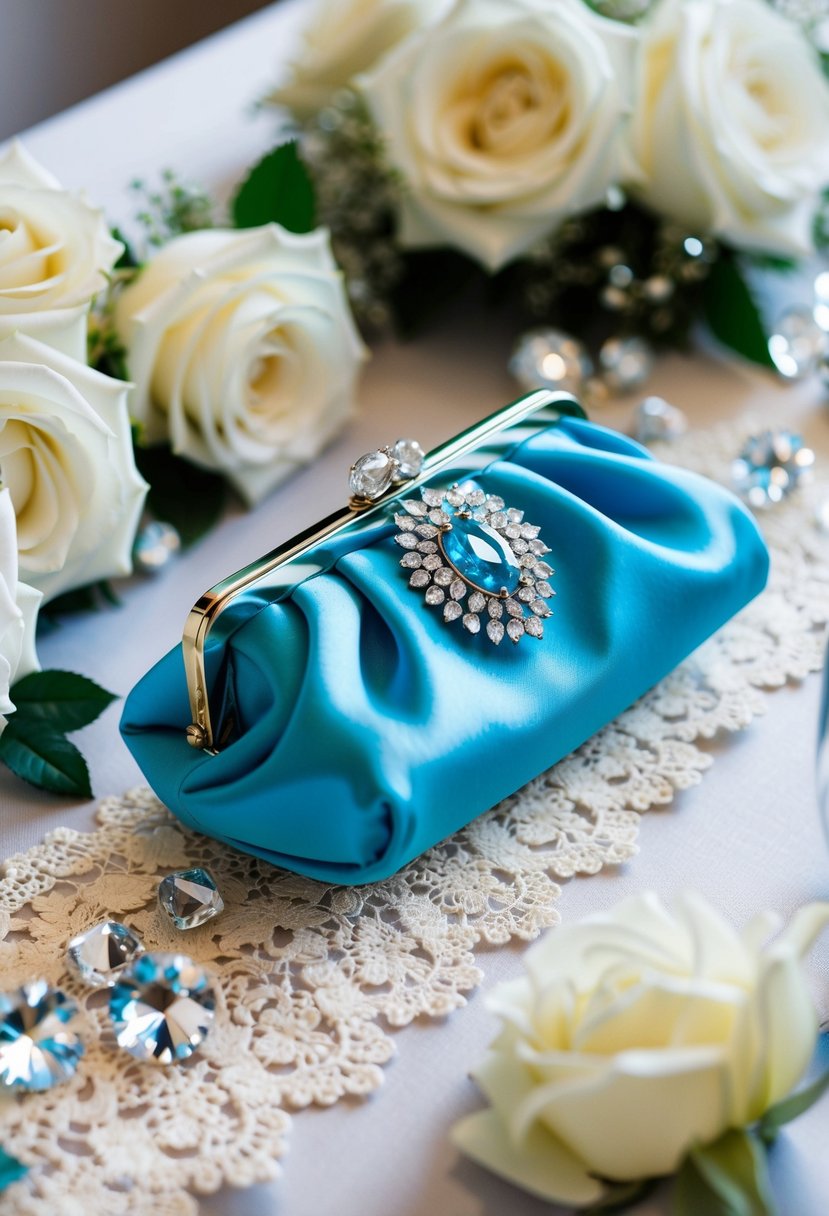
[0,487,40,728]
[0,141,122,361]
[272,0,447,118]
[115,225,366,505]
[0,331,147,603]
[629,0,829,255]
[360,0,636,272]
[452,891,829,1206]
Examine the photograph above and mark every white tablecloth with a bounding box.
[3,4,828,1213]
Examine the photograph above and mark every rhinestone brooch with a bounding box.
[394,484,555,644]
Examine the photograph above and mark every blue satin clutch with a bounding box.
[121,394,769,884]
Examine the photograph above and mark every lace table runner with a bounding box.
[2,420,828,1215]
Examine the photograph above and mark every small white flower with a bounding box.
[629,0,829,255]
[0,487,41,729]
[0,331,147,604]
[452,890,829,1206]
[0,141,122,361]
[360,0,637,272]
[115,225,366,506]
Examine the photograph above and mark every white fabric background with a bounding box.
[1,4,828,1213]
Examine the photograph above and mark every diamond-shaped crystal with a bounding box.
[158,868,224,931]
[109,953,215,1065]
[444,601,462,622]
[487,620,505,645]
[463,613,481,634]
[518,587,535,602]
[67,921,144,987]
[394,513,416,531]
[402,498,428,516]
[487,599,503,619]
[0,981,83,1091]
[392,438,424,479]
[504,598,523,618]
[349,450,394,500]
[530,599,551,617]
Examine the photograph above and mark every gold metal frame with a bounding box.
[182,388,578,750]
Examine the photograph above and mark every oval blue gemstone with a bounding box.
[441,515,521,595]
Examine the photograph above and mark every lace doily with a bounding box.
[1,419,828,1215]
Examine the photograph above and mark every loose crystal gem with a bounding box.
[444,601,463,622]
[525,616,544,639]
[424,586,445,606]
[489,511,507,530]
[109,953,215,1065]
[396,532,418,550]
[504,599,523,618]
[400,552,422,568]
[394,513,417,532]
[732,430,814,507]
[487,599,503,619]
[417,540,438,554]
[599,336,654,394]
[468,592,486,614]
[534,562,553,579]
[506,618,525,644]
[463,613,481,634]
[768,307,826,379]
[422,553,442,570]
[402,499,428,517]
[416,523,438,539]
[158,867,224,931]
[535,581,555,598]
[509,327,593,393]
[433,567,454,586]
[0,981,83,1091]
[449,579,466,600]
[409,570,430,588]
[487,620,505,645]
[441,517,521,596]
[392,438,424,479]
[67,921,144,988]
[350,450,394,500]
[633,396,688,445]
[484,496,505,512]
[421,487,445,507]
[133,522,181,574]
[530,599,552,617]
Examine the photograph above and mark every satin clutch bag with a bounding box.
[121,391,769,884]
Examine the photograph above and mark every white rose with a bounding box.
[0,331,147,604]
[452,891,829,1206]
[629,0,829,255]
[360,0,636,272]
[0,487,40,729]
[0,141,122,361]
[273,0,448,118]
[115,225,366,506]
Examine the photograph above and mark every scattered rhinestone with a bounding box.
[67,921,144,988]
[158,867,224,931]
[109,953,215,1065]
[0,981,83,1091]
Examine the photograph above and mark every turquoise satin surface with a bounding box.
[121,417,769,884]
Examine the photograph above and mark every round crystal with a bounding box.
[633,396,688,445]
[0,981,83,1091]
[67,921,144,987]
[509,327,593,393]
[109,952,215,1065]
[731,430,814,508]
[392,438,425,480]
[133,522,181,574]
[599,336,654,394]
[768,308,826,379]
[349,450,394,500]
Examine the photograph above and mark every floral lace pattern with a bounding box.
[1,420,828,1215]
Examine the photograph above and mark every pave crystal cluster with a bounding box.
[394,483,554,644]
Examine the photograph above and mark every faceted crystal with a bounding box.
[433,567,454,586]
[599,336,654,394]
[409,570,430,588]
[402,498,428,516]
[534,562,553,579]
[487,620,505,645]
[67,921,144,987]
[158,867,224,931]
[462,613,481,634]
[443,601,462,622]
[109,953,215,1065]
[468,592,486,614]
[441,518,521,596]
[349,450,394,500]
[525,616,544,638]
[391,438,424,480]
[768,308,826,379]
[504,599,523,618]
[417,540,438,554]
[449,579,466,601]
[424,586,445,606]
[422,554,442,570]
[535,581,555,598]
[445,488,465,508]
[530,599,552,617]
[509,327,593,393]
[506,618,525,644]
[416,523,438,539]
[489,511,507,530]
[633,396,687,445]
[484,496,505,512]
[487,599,503,619]
[394,513,416,531]
[0,981,83,1091]
[731,430,814,508]
[400,552,422,568]
[396,532,418,550]
[133,522,181,575]
[421,488,445,507]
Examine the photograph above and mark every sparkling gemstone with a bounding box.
[133,522,181,574]
[519,553,537,568]
[424,586,445,606]
[445,488,465,508]
[518,587,535,602]
[409,570,430,588]
[507,618,525,644]
[505,525,521,540]
[465,489,486,507]
[731,431,814,507]
[599,336,654,394]
[444,601,462,622]
[487,620,505,645]
[529,539,550,555]
[158,868,224,931]
[416,523,438,539]
[512,539,529,554]
[487,599,503,619]
[531,599,552,617]
[109,953,215,1065]
[0,981,83,1091]
[509,327,593,393]
[67,921,144,988]
[535,581,555,598]
[429,509,450,527]
[392,438,424,480]
[400,552,422,568]
[449,579,466,601]
[421,487,444,507]
[402,498,428,517]
[504,598,523,618]
[462,613,481,634]
[633,396,688,444]
[534,562,553,579]
[394,513,416,531]
[489,511,507,530]
[433,567,454,586]
[417,540,438,554]
[484,496,505,512]
[441,518,521,597]
[350,450,394,500]
[768,307,826,378]
[507,508,524,524]
[520,524,540,539]
[468,592,486,613]
[422,554,442,570]
[525,616,544,639]
[396,532,418,550]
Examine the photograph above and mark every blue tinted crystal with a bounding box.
[0,980,83,1091]
[109,952,215,1065]
[441,514,521,595]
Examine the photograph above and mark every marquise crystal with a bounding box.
[393,482,555,645]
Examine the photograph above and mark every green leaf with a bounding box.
[41,580,120,620]
[9,670,117,732]
[134,444,228,548]
[110,226,138,270]
[231,142,316,233]
[0,1146,28,1192]
[0,721,92,797]
[758,1068,829,1145]
[390,249,480,338]
[675,1130,776,1216]
[585,1177,659,1212]
[702,255,775,369]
